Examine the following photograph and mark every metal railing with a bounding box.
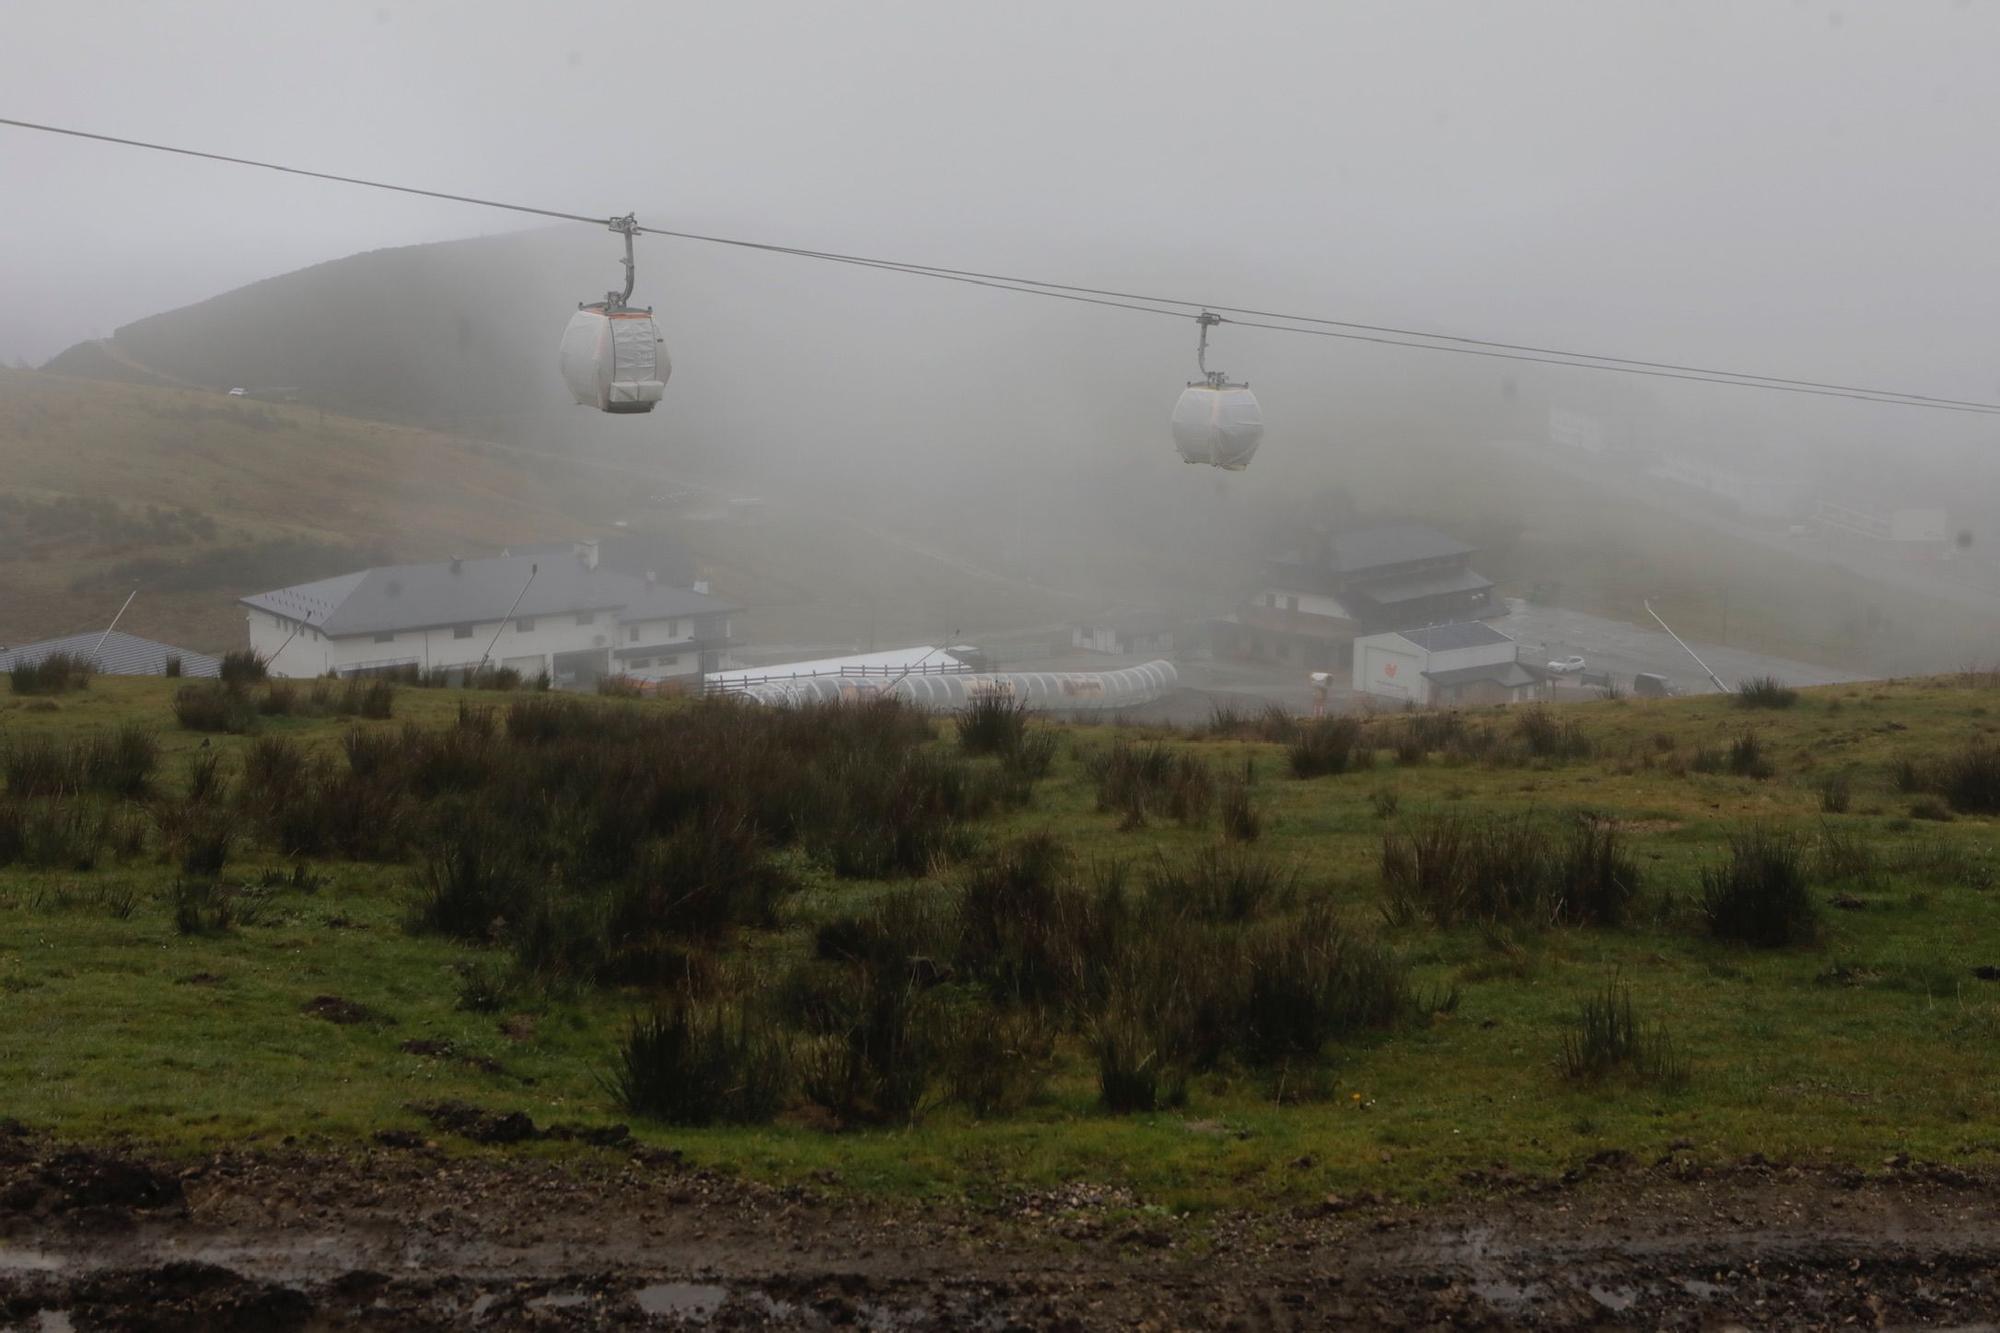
[704,660,974,696]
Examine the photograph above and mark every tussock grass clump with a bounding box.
[1558,979,1688,1087]
[1811,820,1880,888]
[80,724,157,798]
[1094,1002,1185,1114]
[609,1003,789,1126]
[1148,845,1292,923]
[1735,676,1799,709]
[1203,701,1299,743]
[1089,741,1213,826]
[1218,777,1261,842]
[1288,717,1362,778]
[408,819,531,941]
[596,674,645,698]
[955,836,1121,1012]
[217,650,268,686]
[172,682,259,734]
[938,1007,1053,1118]
[1381,814,1639,927]
[1553,817,1643,927]
[957,697,1029,756]
[1935,741,2000,815]
[169,876,257,934]
[0,798,113,870]
[8,651,91,695]
[1818,772,1853,814]
[1516,707,1592,760]
[1238,903,1415,1063]
[795,958,938,1125]
[4,735,76,797]
[1701,830,1818,947]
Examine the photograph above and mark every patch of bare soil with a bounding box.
[4,1123,2000,1328]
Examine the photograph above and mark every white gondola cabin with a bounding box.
[1173,311,1263,469]
[559,213,669,414]
[559,306,668,413]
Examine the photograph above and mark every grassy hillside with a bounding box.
[2,674,1997,1208]
[0,368,615,653]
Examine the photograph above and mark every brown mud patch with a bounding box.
[4,1133,2000,1327]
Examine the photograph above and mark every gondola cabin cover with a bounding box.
[1171,384,1263,470]
[559,306,669,413]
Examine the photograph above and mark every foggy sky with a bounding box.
[6,0,2000,412]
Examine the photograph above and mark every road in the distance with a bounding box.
[1495,599,1864,693]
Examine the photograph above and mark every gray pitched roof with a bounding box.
[1421,661,1541,688]
[1318,524,1473,574]
[242,554,736,638]
[1357,568,1495,605]
[0,631,220,678]
[1397,621,1513,652]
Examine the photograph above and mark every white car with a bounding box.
[1547,655,1587,674]
[227,387,247,396]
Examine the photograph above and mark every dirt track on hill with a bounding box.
[5,1124,2000,1329]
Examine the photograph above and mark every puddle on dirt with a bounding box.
[1679,1277,1727,1299]
[1468,1279,1543,1309]
[527,1292,591,1311]
[636,1283,727,1317]
[0,1246,64,1273]
[36,1312,76,1333]
[1588,1284,1638,1312]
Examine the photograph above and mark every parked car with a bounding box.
[1547,654,1587,674]
[227,387,247,396]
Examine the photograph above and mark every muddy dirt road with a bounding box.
[5,1124,2000,1329]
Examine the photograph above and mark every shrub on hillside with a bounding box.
[8,652,91,696]
[1288,717,1362,777]
[1735,676,1799,709]
[1700,830,1817,947]
[957,697,1028,756]
[172,682,258,734]
[1148,845,1292,923]
[217,650,268,686]
[1381,813,1638,928]
[608,1003,789,1126]
[1558,979,1688,1087]
[1516,707,1592,760]
[1091,740,1215,826]
[1936,741,2000,815]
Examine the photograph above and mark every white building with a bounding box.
[241,543,735,687]
[1069,612,1176,657]
[1351,622,1547,707]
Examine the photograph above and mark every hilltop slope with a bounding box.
[0,367,612,651]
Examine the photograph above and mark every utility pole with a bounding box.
[1645,600,1730,694]
[477,563,538,678]
[89,589,138,670]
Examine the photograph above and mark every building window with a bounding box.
[453,625,474,640]
[373,632,395,644]
[517,618,535,632]
[658,655,678,668]
[628,625,640,643]
[575,612,594,626]
[670,619,682,637]
[1284,596,1297,611]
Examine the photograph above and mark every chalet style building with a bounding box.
[1214,522,1497,672]
[241,541,733,689]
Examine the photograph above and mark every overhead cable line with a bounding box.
[5,113,1996,416]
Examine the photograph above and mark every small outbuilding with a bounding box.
[1351,622,1546,707]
